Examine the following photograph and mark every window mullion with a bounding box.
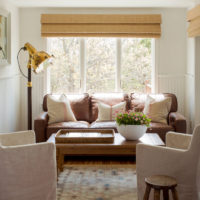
[80,38,86,93]
[116,38,121,92]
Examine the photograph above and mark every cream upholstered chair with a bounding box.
[0,130,57,200]
[136,124,200,200]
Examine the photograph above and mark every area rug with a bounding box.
[57,165,137,200]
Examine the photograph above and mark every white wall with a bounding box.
[185,0,200,133]
[0,0,21,132]
[19,7,187,129]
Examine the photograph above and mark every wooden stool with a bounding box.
[143,175,178,200]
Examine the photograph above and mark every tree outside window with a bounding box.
[48,37,152,94]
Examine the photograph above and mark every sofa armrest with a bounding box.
[34,112,48,142]
[169,112,186,133]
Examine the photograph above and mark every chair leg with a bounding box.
[163,189,169,200]
[143,184,151,200]
[154,189,160,200]
[171,188,179,200]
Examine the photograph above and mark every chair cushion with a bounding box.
[90,121,117,132]
[43,93,90,122]
[90,93,129,123]
[46,121,90,139]
[147,122,175,141]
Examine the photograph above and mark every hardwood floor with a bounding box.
[64,155,136,165]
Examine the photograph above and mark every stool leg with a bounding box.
[143,184,151,200]
[171,187,179,200]
[154,189,160,200]
[163,189,169,200]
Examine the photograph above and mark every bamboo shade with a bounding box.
[187,5,200,37]
[41,14,162,38]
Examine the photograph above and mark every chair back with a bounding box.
[188,124,200,157]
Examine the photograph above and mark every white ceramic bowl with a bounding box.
[116,124,147,140]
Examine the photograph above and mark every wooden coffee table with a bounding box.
[48,132,164,172]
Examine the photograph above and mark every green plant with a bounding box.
[115,111,151,127]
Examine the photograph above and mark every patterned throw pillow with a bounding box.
[144,95,171,124]
[47,94,76,124]
[96,101,126,121]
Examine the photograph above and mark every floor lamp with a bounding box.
[18,43,52,130]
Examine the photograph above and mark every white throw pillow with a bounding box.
[97,101,126,121]
[144,95,172,124]
[47,94,76,124]
[143,95,155,114]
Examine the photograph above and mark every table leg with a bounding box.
[154,189,160,200]
[171,188,179,200]
[163,189,169,200]
[58,150,64,172]
[143,184,151,200]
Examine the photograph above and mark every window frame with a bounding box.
[45,37,156,94]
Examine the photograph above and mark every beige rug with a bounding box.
[57,164,137,200]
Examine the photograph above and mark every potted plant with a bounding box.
[115,111,151,140]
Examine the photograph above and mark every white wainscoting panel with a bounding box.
[0,75,21,132]
[157,74,185,115]
[185,73,195,133]
[20,74,44,130]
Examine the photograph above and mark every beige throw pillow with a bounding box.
[144,95,172,124]
[47,94,76,124]
[97,101,126,121]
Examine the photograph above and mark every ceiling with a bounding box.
[8,0,195,8]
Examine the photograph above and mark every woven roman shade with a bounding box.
[41,14,162,38]
[187,5,200,37]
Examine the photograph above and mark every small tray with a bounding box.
[55,129,115,144]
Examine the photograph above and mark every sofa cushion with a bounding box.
[90,93,129,123]
[130,93,178,113]
[90,121,117,132]
[43,93,90,122]
[147,122,175,141]
[46,121,90,139]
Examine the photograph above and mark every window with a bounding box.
[47,37,153,94]
[86,38,116,93]
[121,38,152,93]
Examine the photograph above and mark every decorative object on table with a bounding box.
[116,111,151,140]
[57,164,137,200]
[17,43,53,129]
[143,175,178,200]
[55,129,115,144]
[0,9,10,65]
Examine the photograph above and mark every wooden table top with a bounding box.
[48,133,164,147]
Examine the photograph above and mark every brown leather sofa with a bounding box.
[34,93,186,142]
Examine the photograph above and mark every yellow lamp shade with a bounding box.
[24,42,52,73]
[31,51,51,73]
